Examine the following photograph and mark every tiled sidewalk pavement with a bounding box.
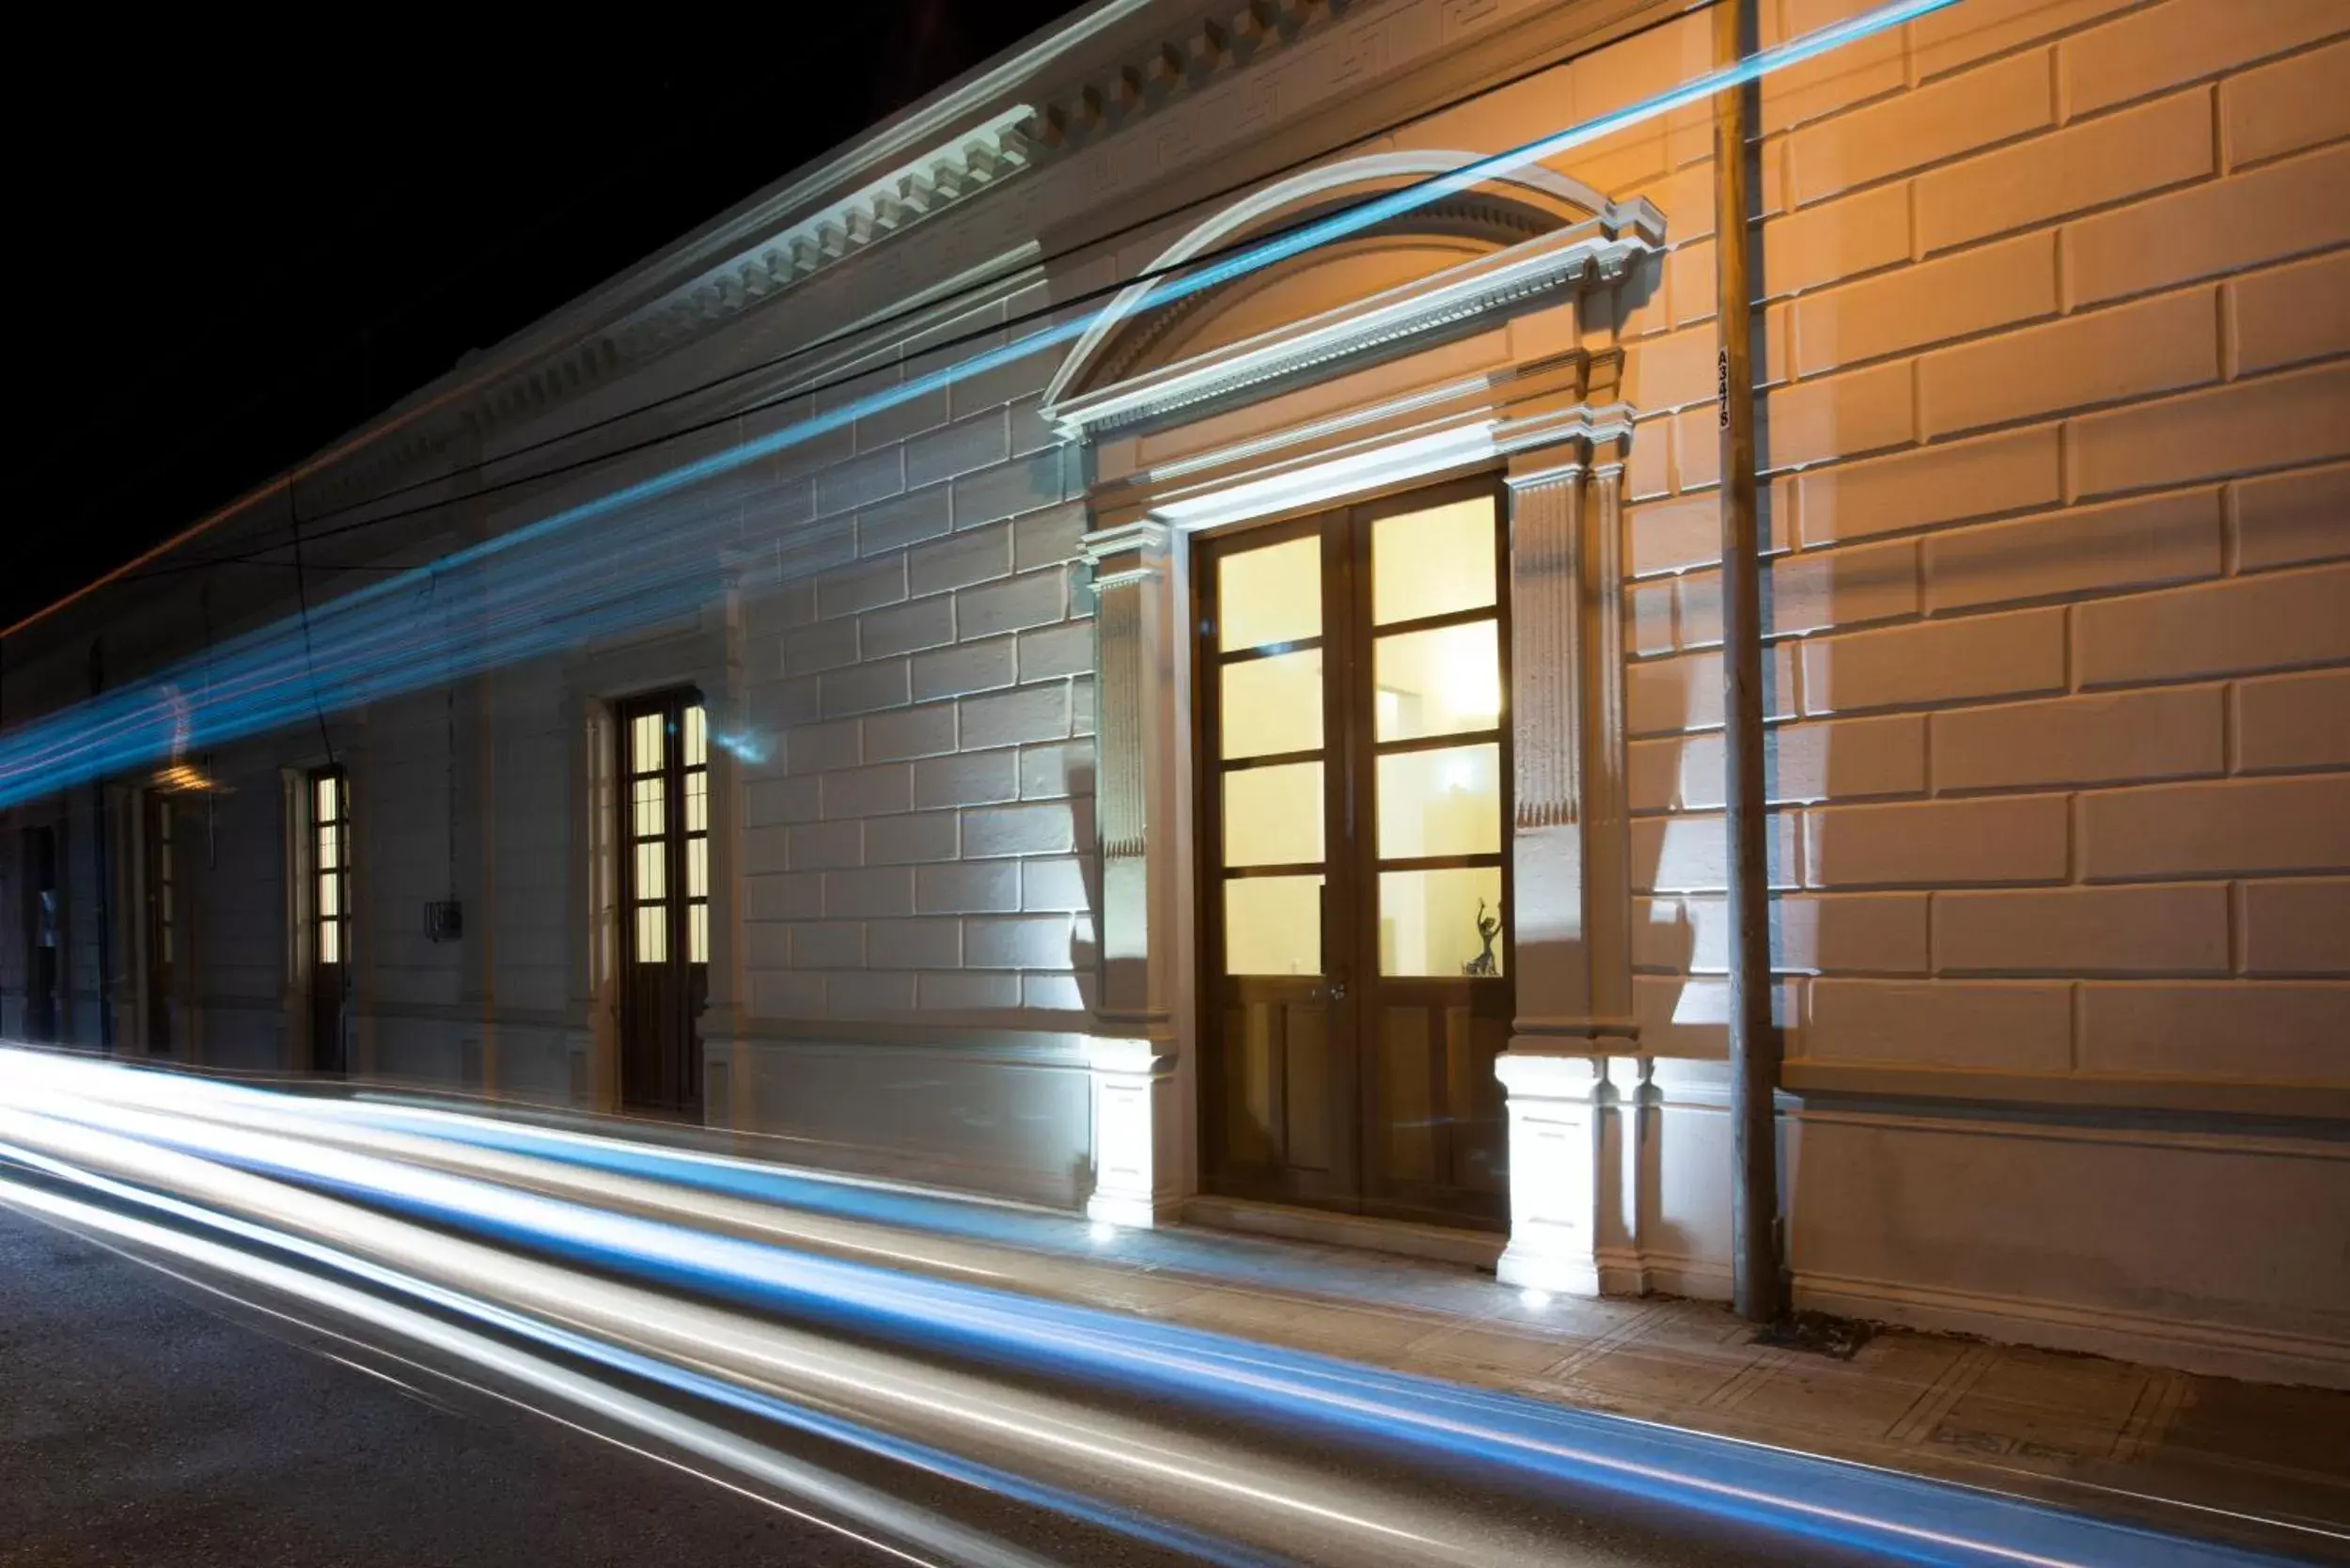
[719,1184,2350,1558]
[985,1228,2350,1553]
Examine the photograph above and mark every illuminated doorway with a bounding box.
[307,767,350,1075]
[1196,478,1512,1229]
[616,690,710,1115]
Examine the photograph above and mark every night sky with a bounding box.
[6,5,1074,632]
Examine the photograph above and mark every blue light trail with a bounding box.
[0,0,1957,808]
[2,1047,2294,1567]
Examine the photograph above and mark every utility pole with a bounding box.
[1714,0,1782,1325]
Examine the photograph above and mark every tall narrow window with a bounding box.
[617,691,709,1112]
[313,770,350,965]
[309,766,351,1074]
[144,794,178,1054]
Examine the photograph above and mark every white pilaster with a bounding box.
[1081,521,1181,1226]
[1496,427,1641,1298]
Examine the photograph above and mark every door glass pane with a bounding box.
[1377,744,1501,859]
[1380,866,1505,977]
[631,712,665,773]
[684,773,707,834]
[688,839,709,899]
[1218,536,1321,651]
[634,903,667,963]
[1373,496,1496,626]
[683,704,708,767]
[317,823,341,870]
[1222,762,1324,867]
[314,775,338,823]
[689,903,708,964]
[635,841,666,899]
[1224,875,1323,976]
[633,778,665,839]
[319,918,341,965]
[1220,651,1323,758]
[1374,620,1501,741]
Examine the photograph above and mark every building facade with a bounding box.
[4,0,2346,1387]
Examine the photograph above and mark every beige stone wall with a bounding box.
[730,317,1102,1027]
[1605,0,2349,1093]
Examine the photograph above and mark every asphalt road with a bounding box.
[0,1198,1790,1568]
[0,1204,898,1568]
[0,1056,2284,1568]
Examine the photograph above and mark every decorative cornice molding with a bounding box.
[307,3,1370,514]
[1043,203,1662,439]
[606,108,1040,366]
[1042,148,1621,416]
[1079,520,1169,585]
[1035,0,1356,152]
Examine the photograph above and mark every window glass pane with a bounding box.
[1379,866,1504,977]
[685,773,707,835]
[631,712,665,773]
[317,823,341,870]
[314,775,338,823]
[684,704,708,767]
[319,918,341,965]
[1220,650,1322,759]
[1372,496,1496,626]
[1217,535,1321,652]
[688,839,709,899]
[635,841,666,900]
[633,777,665,840]
[689,903,708,964]
[634,904,667,964]
[1222,762,1324,868]
[1377,744,1502,859]
[1375,619,1501,741]
[317,871,338,919]
[162,923,174,963]
[1223,875,1323,977]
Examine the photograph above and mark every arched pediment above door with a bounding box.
[1041,150,1664,441]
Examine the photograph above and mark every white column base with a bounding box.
[1495,1050,1617,1297]
[1086,1035,1180,1228]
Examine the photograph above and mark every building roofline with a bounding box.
[5,0,1159,645]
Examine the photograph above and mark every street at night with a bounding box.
[6,1051,2342,1564]
[6,0,2349,1561]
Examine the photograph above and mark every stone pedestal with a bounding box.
[1086,1036,1181,1227]
[1494,1050,1617,1294]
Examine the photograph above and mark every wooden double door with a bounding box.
[1198,478,1513,1231]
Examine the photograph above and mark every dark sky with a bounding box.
[5,5,1074,632]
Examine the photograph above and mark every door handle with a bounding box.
[1324,978,1348,1003]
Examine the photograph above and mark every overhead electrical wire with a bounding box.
[111,0,1695,585]
[0,0,1957,809]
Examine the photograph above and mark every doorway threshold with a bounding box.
[1179,1195,1503,1272]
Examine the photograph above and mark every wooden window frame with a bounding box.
[309,766,351,970]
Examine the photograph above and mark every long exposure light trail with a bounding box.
[0,1175,1135,1568]
[0,0,1958,808]
[0,1046,2290,1567]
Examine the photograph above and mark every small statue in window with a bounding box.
[1462,898,1501,977]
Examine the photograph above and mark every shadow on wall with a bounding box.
[1060,746,1102,1017]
